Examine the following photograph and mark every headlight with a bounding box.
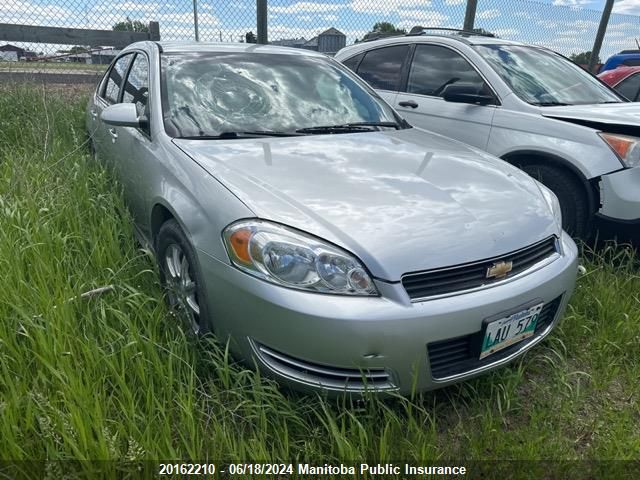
[222,220,378,296]
[599,133,640,168]
[538,183,562,229]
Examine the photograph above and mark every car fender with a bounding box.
[147,142,255,263]
[488,107,624,179]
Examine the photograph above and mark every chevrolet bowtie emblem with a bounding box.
[486,260,513,279]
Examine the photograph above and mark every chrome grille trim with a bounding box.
[402,236,559,302]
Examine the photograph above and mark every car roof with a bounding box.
[598,65,640,85]
[151,41,327,57]
[336,33,528,58]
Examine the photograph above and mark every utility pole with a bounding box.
[463,0,478,31]
[589,0,614,73]
[257,0,268,44]
[193,0,199,41]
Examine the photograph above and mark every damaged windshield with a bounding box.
[475,44,623,106]
[161,52,403,138]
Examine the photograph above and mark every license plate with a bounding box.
[480,302,544,359]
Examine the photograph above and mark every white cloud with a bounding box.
[350,0,432,14]
[476,9,500,20]
[0,0,74,27]
[270,2,344,14]
[444,0,464,4]
[396,10,449,29]
[537,20,559,29]
[568,19,599,30]
[493,28,519,37]
[613,0,640,14]
[514,11,534,19]
[552,0,591,6]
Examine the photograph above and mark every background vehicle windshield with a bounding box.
[161,52,400,137]
[476,45,622,105]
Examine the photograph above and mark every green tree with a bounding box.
[69,46,88,54]
[570,51,601,65]
[362,22,406,41]
[113,17,149,33]
[245,31,257,44]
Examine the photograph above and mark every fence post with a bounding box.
[193,0,199,41]
[463,0,478,31]
[589,0,614,72]
[257,0,268,44]
[149,21,160,41]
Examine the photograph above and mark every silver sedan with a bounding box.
[87,41,579,395]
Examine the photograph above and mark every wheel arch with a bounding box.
[501,149,600,213]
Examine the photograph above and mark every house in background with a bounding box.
[270,37,307,49]
[67,52,91,63]
[304,28,346,54]
[0,43,36,61]
[92,48,121,65]
[270,28,346,55]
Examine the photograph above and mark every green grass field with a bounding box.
[0,61,106,72]
[1,84,639,477]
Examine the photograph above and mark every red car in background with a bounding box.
[598,66,640,101]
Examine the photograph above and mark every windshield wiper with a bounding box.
[296,121,401,134]
[176,130,303,140]
[531,101,570,106]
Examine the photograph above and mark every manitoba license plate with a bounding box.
[480,303,544,359]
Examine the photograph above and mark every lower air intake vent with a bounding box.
[427,295,563,380]
[252,342,397,392]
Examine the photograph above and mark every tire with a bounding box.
[155,219,212,335]
[87,135,96,161]
[519,163,591,240]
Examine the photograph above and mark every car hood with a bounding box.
[541,102,640,127]
[174,129,558,281]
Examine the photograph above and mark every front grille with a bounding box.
[402,236,558,300]
[252,342,397,392]
[427,296,563,380]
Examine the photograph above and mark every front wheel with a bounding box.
[155,219,211,335]
[519,163,591,240]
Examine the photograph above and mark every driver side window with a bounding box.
[122,53,150,134]
[101,54,133,104]
[407,45,488,98]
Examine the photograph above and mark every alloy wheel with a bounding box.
[164,243,201,334]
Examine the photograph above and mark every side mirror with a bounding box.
[442,83,495,105]
[101,103,143,128]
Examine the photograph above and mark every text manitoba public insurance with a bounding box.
[298,464,467,475]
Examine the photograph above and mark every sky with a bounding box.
[2,0,640,59]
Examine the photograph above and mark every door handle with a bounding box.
[398,100,419,108]
[109,128,118,140]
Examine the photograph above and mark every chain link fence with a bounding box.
[1,0,640,77]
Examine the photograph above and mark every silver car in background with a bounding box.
[335,29,640,240]
[87,42,579,395]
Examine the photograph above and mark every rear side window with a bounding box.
[622,58,640,67]
[102,54,133,104]
[407,45,487,97]
[356,45,409,91]
[616,73,640,101]
[342,53,364,72]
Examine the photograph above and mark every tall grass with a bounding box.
[0,84,638,473]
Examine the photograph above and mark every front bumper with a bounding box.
[599,166,640,222]
[198,233,579,395]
